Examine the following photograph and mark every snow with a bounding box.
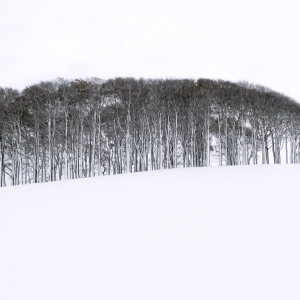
[1,165,300,300]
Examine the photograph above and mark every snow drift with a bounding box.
[1,165,300,300]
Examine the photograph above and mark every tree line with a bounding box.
[0,77,299,187]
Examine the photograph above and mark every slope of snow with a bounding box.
[1,165,300,300]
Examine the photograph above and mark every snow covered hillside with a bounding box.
[1,165,300,300]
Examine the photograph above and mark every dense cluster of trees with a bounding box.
[1,77,300,187]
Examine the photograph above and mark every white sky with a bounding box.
[1,0,300,101]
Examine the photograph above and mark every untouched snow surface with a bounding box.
[1,165,300,300]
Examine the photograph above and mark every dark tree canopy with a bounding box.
[0,77,299,186]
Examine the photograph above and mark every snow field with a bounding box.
[1,165,300,300]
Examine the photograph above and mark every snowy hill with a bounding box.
[1,165,300,300]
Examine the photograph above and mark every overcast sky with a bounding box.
[1,0,299,101]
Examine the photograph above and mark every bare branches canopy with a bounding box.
[0,77,299,187]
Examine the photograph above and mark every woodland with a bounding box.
[0,77,299,187]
